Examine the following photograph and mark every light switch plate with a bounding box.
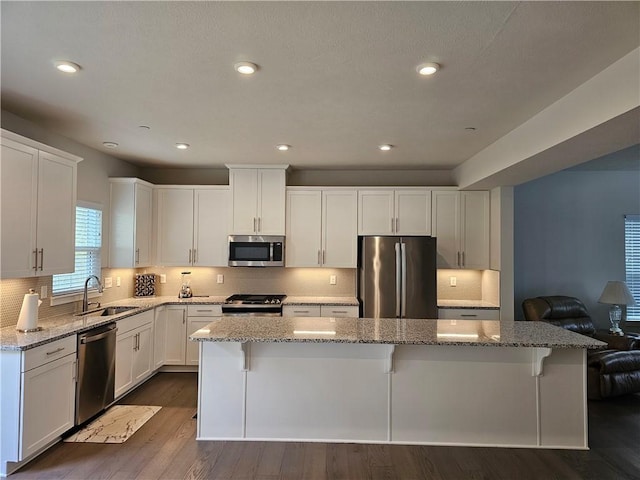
[160,274,167,284]
[329,275,337,285]
[450,276,457,287]
[40,285,48,299]
[217,274,224,284]
[104,277,113,288]
[116,277,121,287]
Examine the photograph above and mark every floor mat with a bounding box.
[64,405,161,443]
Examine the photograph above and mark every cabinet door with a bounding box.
[186,318,213,365]
[0,137,38,278]
[135,183,153,267]
[20,354,76,460]
[114,330,135,398]
[36,151,76,276]
[132,323,153,384]
[460,191,490,270]
[257,169,286,235]
[230,169,258,234]
[154,307,167,370]
[395,189,431,235]
[156,188,194,266]
[358,190,395,235]
[286,190,322,267]
[164,306,187,365]
[194,188,230,266]
[431,190,460,268]
[323,190,357,267]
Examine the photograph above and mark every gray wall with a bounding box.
[514,156,640,329]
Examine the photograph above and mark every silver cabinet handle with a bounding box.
[196,309,213,313]
[331,310,348,314]
[461,314,478,317]
[33,249,38,272]
[39,248,44,271]
[462,251,465,267]
[257,217,261,232]
[193,248,197,264]
[135,248,140,264]
[183,310,186,324]
[253,218,257,233]
[391,218,395,233]
[396,218,399,233]
[322,250,326,264]
[294,310,310,314]
[46,347,65,356]
[188,249,192,264]
[457,251,461,267]
[318,250,321,265]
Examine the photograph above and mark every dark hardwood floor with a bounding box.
[12,373,640,480]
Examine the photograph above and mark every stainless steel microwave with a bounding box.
[228,235,285,267]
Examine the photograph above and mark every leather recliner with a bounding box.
[522,296,640,400]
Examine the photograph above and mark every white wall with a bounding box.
[513,158,640,328]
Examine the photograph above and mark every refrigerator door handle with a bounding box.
[395,242,402,317]
[401,242,407,317]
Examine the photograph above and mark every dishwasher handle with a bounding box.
[80,324,117,344]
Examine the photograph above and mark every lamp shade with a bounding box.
[598,281,637,306]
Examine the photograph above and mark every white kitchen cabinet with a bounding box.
[0,336,76,475]
[438,308,500,320]
[229,166,287,235]
[1,130,80,279]
[286,188,357,268]
[164,306,187,365]
[431,190,490,269]
[109,178,154,268]
[186,305,222,365]
[283,305,359,318]
[114,310,154,398]
[155,186,229,266]
[358,188,431,236]
[153,306,167,369]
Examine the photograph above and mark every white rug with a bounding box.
[64,405,161,443]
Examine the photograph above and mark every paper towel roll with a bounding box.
[16,289,43,332]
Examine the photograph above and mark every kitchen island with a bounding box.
[190,316,605,449]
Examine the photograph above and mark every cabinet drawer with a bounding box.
[320,305,359,318]
[283,305,321,317]
[117,310,154,335]
[438,308,500,320]
[187,305,222,317]
[23,335,76,372]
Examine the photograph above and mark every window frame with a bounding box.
[50,201,103,306]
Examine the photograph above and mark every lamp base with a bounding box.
[608,305,623,336]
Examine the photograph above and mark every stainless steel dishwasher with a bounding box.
[76,323,117,425]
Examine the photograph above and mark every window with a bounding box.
[625,214,640,320]
[52,205,102,297]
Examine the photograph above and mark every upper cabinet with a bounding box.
[1,130,80,279]
[155,186,229,266]
[109,178,154,268]
[431,190,490,269]
[286,188,357,268]
[228,166,287,235]
[358,189,431,236]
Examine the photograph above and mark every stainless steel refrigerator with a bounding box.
[358,236,437,318]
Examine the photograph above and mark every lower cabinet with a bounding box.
[164,306,187,365]
[283,305,359,318]
[114,310,154,399]
[0,336,76,475]
[437,308,500,320]
[187,305,222,365]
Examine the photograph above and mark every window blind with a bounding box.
[625,214,640,320]
[52,206,102,296]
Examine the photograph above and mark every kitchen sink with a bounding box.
[100,306,137,316]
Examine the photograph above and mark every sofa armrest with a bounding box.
[592,332,640,351]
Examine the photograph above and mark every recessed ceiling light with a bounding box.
[102,142,118,148]
[234,62,258,75]
[175,143,190,150]
[276,144,291,151]
[55,61,81,74]
[378,144,394,151]
[416,62,440,76]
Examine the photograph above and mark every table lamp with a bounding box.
[598,281,636,335]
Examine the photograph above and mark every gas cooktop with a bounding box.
[224,294,287,305]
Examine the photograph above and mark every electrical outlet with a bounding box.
[217,274,224,284]
[160,274,167,284]
[104,277,113,288]
[40,285,48,299]
[450,276,457,287]
[116,277,121,287]
[329,275,337,285]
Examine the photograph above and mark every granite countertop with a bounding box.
[282,296,359,306]
[437,300,500,309]
[0,295,228,351]
[190,316,606,349]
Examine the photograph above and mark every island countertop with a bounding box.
[189,316,606,349]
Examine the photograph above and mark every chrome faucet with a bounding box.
[82,275,104,313]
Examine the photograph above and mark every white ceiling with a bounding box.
[1,1,639,171]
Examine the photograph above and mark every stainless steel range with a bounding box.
[222,294,287,316]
